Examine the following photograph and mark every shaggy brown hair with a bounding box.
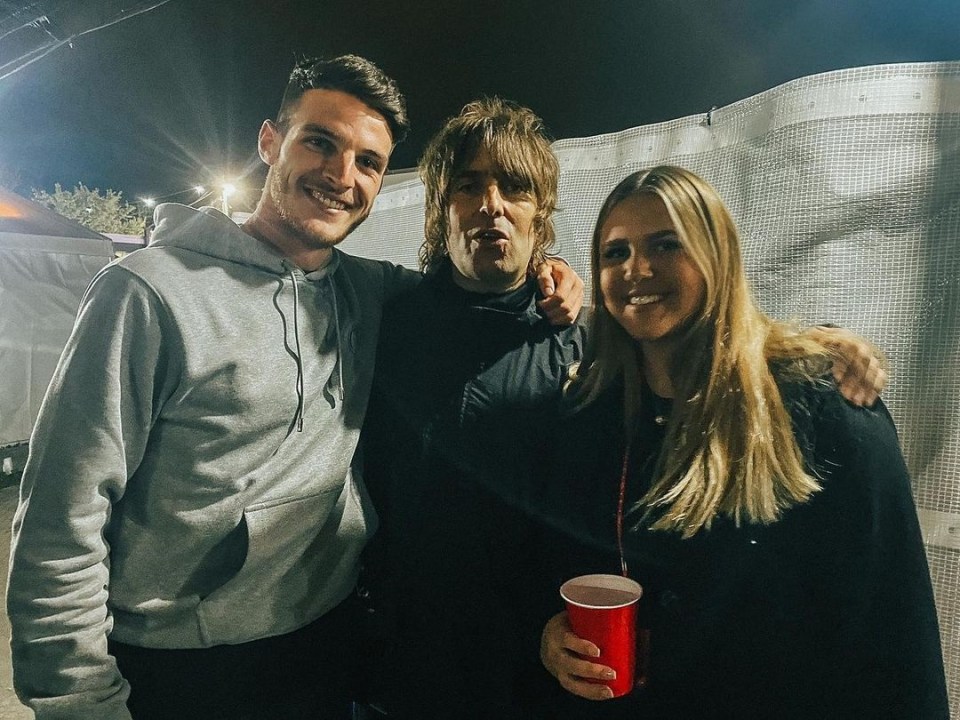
[418,97,559,272]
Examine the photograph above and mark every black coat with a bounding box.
[362,261,586,719]
[531,379,949,719]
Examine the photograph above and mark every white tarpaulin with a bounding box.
[0,203,114,447]
[342,61,960,714]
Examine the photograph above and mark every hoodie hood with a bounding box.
[150,203,301,276]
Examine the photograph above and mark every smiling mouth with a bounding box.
[305,187,350,212]
[628,294,665,305]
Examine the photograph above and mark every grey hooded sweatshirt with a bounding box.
[6,204,416,720]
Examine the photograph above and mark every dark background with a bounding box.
[0,0,957,210]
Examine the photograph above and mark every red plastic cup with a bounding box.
[560,573,643,697]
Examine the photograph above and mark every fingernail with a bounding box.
[602,669,616,679]
[589,647,601,657]
[601,687,615,699]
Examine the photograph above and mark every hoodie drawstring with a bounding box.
[327,274,345,402]
[288,266,305,432]
[280,261,344,437]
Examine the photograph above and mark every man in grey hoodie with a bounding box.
[6,55,581,720]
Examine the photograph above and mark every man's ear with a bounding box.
[258,119,282,165]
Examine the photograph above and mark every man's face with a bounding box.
[445,147,540,293]
[258,88,393,251]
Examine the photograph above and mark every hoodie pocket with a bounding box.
[196,487,344,645]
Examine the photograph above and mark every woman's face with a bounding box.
[598,193,707,348]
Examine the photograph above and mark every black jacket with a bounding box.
[531,378,949,719]
[362,261,586,719]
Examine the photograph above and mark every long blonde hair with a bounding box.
[574,166,830,538]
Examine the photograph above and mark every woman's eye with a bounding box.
[653,236,683,253]
[601,245,629,261]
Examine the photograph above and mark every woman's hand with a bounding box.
[540,611,617,700]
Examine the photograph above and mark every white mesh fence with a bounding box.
[342,61,960,716]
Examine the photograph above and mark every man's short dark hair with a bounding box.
[276,55,409,144]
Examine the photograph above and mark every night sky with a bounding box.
[0,0,957,212]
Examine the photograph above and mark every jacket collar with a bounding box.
[428,257,542,321]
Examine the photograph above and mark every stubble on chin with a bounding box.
[276,205,338,249]
[269,173,369,250]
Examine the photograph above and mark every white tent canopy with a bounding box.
[0,188,113,447]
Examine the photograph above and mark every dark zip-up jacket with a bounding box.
[362,260,586,719]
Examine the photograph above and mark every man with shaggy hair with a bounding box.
[361,97,589,719]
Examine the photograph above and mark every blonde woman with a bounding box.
[535,166,948,719]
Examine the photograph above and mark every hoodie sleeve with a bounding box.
[6,264,175,720]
